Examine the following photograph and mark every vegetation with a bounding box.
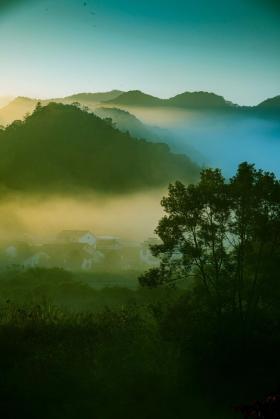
[0,163,279,418]
[140,163,280,313]
[94,106,158,141]
[0,102,199,194]
[139,162,280,417]
[0,269,234,419]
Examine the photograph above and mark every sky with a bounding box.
[0,0,279,105]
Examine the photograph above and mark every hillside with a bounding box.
[0,103,199,194]
[0,96,38,125]
[104,90,164,107]
[0,91,124,126]
[105,90,237,110]
[257,96,280,113]
[1,90,279,126]
[167,91,236,109]
[0,96,14,109]
[64,90,124,104]
[94,107,159,140]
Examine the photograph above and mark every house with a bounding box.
[57,230,97,247]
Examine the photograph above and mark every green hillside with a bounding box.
[104,90,164,107]
[63,90,124,104]
[167,91,236,109]
[94,107,159,140]
[105,90,236,109]
[0,103,199,194]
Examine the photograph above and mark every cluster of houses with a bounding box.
[0,230,159,272]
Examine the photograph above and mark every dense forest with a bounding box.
[0,102,199,194]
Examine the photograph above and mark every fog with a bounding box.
[0,190,165,243]
[0,103,279,246]
[124,106,280,177]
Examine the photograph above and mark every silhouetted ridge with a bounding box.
[1,91,280,126]
[104,90,164,107]
[168,91,236,108]
[106,90,238,109]
[0,103,199,194]
[257,95,280,109]
[64,90,124,103]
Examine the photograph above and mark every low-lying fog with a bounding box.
[126,107,280,177]
[1,103,279,245]
[0,190,164,243]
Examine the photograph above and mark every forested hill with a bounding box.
[0,103,199,194]
[105,90,235,109]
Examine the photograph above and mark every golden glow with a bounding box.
[0,190,165,242]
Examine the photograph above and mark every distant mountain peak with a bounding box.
[105,89,236,109]
[104,90,163,106]
[64,90,124,103]
[257,95,280,109]
[168,91,236,108]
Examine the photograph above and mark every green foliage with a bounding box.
[0,103,199,194]
[140,163,280,323]
[0,294,236,419]
[0,264,278,417]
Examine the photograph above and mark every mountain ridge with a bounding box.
[0,102,199,194]
[104,90,238,109]
[1,90,279,126]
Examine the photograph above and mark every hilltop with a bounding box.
[0,96,38,125]
[64,90,124,104]
[104,90,164,107]
[1,90,279,126]
[167,91,236,109]
[257,95,280,112]
[105,90,236,110]
[0,103,199,194]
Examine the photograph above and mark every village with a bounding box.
[0,230,160,272]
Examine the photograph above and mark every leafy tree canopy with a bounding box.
[140,163,280,323]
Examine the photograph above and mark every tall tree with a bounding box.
[139,163,280,321]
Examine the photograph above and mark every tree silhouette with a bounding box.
[140,162,280,323]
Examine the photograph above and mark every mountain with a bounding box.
[0,96,38,125]
[256,96,280,115]
[257,96,280,108]
[62,90,124,104]
[167,91,236,109]
[0,103,199,194]
[0,96,14,109]
[104,90,237,110]
[94,107,159,140]
[0,91,125,126]
[104,90,164,107]
[1,91,279,127]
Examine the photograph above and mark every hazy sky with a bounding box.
[0,0,279,105]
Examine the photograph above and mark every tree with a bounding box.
[35,101,43,112]
[140,163,280,322]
